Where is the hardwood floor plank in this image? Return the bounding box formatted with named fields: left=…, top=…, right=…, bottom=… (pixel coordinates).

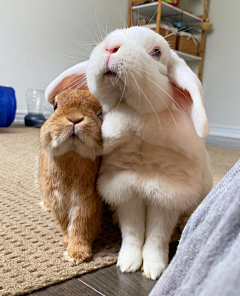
left=29, top=278, right=101, bottom=296
left=29, top=242, right=178, bottom=296
left=78, top=265, right=157, bottom=296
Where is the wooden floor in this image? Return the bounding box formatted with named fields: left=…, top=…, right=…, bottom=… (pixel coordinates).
left=31, top=265, right=156, bottom=296
left=29, top=242, right=178, bottom=296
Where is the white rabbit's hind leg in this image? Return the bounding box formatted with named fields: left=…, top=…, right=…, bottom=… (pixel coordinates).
left=142, top=203, right=179, bottom=280
left=116, top=197, right=145, bottom=273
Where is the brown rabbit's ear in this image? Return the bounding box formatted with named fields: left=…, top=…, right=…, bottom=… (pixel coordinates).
left=168, top=51, right=209, bottom=138
left=45, top=61, right=89, bottom=104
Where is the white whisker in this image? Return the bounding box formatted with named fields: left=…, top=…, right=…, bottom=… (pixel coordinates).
left=55, top=52, right=86, bottom=61
left=49, top=76, right=87, bottom=103
left=62, top=78, right=87, bottom=103
left=71, top=37, right=94, bottom=52
left=70, top=48, right=90, bottom=57
left=89, top=19, right=101, bottom=43
left=94, top=8, right=104, bottom=40
left=116, top=69, right=127, bottom=109
left=171, top=84, right=192, bottom=104
left=72, top=27, right=99, bottom=45
left=137, top=68, right=187, bottom=115
left=130, top=71, right=162, bottom=130
left=105, top=13, right=109, bottom=38
left=147, top=8, right=158, bottom=26
left=141, top=79, right=179, bottom=129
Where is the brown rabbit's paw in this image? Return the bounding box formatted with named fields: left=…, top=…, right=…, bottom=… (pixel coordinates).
left=67, top=242, right=92, bottom=263
left=63, top=233, right=69, bottom=246
left=39, top=201, right=51, bottom=212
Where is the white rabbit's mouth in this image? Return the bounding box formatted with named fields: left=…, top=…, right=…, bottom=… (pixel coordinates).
left=105, top=70, right=117, bottom=78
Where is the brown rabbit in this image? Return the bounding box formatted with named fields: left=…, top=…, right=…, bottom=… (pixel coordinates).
left=39, top=88, right=103, bottom=262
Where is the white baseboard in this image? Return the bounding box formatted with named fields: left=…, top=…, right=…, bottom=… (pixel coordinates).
left=14, top=109, right=51, bottom=125
left=14, top=112, right=240, bottom=149
left=14, top=110, right=27, bottom=125
left=206, top=124, right=240, bottom=149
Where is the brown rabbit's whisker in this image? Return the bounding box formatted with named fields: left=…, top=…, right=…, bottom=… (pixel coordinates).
left=137, top=68, right=187, bottom=115
left=130, top=71, right=162, bottom=131
left=141, top=79, right=179, bottom=129
left=23, top=139, right=40, bottom=155
left=43, top=104, right=53, bottom=113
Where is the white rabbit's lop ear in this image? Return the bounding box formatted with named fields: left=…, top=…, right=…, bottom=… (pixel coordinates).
left=168, top=51, right=209, bottom=138
left=45, top=61, right=89, bottom=104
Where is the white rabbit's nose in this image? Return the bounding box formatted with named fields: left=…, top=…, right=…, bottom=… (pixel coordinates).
left=105, top=45, right=120, bottom=54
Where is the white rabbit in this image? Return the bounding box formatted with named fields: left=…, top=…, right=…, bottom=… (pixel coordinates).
left=46, top=26, right=212, bottom=280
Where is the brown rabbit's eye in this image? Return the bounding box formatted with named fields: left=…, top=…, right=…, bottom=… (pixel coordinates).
left=54, top=103, right=58, bottom=111
left=97, top=112, right=103, bottom=120
left=150, top=47, right=161, bottom=60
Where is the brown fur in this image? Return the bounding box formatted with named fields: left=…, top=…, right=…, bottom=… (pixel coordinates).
left=39, top=88, right=103, bottom=262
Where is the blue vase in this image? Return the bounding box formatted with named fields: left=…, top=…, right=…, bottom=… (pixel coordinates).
left=0, top=86, right=17, bottom=127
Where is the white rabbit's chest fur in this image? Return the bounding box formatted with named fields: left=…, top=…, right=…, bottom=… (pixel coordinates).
left=98, top=103, right=212, bottom=211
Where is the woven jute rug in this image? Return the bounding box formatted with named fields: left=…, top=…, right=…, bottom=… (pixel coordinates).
left=0, top=126, right=239, bottom=296
left=0, top=126, right=121, bottom=296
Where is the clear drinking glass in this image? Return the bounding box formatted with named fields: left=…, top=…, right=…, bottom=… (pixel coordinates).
left=26, top=89, right=45, bottom=115
left=25, top=89, right=46, bottom=127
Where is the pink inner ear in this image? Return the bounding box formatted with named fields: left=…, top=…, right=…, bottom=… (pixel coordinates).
left=48, top=74, right=88, bottom=104
left=170, top=82, right=193, bottom=118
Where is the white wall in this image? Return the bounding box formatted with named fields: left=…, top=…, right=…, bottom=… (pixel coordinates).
left=0, top=0, right=128, bottom=114
left=202, top=0, right=240, bottom=128
left=179, top=0, right=240, bottom=146
left=1, top=0, right=239, bottom=144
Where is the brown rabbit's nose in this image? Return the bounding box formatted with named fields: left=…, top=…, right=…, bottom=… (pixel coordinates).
left=67, top=117, right=84, bottom=125
left=105, top=45, right=120, bottom=54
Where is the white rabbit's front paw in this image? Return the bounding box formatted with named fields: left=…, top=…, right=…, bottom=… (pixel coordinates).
left=117, top=244, right=142, bottom=273
left=142, top=247, right=168, bottom=280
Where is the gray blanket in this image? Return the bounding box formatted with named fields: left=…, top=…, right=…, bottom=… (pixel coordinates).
left=150, top=160, right=240, bottom=296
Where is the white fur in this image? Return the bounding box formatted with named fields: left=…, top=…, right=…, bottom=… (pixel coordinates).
left=142, top=204, right=179, bottom=280
left=38, top=201, right=47, bottom=211
left=116, top=198, right=145, bottom=273
left=67, top=205, right=80, bottom=235
left=48, top=130, right=101, bottom=160
left=63, top=251, right=75, bottom=263
left=45, top=26, right=213, bottom=280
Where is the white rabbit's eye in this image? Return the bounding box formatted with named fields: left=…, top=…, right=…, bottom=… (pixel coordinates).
left=150, top=47, right=161, bottom=60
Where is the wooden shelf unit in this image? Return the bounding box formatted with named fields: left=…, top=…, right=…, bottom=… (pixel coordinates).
left=128, top=0, right=207, bottom=80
